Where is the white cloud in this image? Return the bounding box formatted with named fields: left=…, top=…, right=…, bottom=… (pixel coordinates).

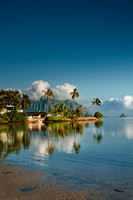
left=24, top=80, right=50, bottom=100
left=123, top=95, right=133, bottom=109
left=22, top=80, right=133, bottom=116
left=53, top=83, right=76, bottom=100
left=98, top=95, right=133, bottom=116
left=23, top=81, right=77, bottom=101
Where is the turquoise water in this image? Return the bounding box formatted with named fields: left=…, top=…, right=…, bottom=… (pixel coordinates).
left=0, top=118, right=133, bottom=192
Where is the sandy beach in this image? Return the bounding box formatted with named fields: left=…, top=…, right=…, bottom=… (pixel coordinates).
left=0, top=165, right=132, bottom=200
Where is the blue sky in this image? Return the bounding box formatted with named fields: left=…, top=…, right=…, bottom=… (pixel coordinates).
left=0, top=0, right=133, bottom=115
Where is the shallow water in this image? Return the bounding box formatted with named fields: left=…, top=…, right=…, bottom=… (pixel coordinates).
left=0, top=118, right=133, bottom=192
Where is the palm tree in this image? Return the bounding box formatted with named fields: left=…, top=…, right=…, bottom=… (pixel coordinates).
left=21, top=94, right=30, bottom=110
left=42, top=89, right=55, bottom=113
left=53, top=104, right=59, bottom=116
left=76, top=105, right=83, bottom=117
left=70, top=88, right=79, bottom=113
left=59, top=104, right=67, bottom=116
left=92, top=98, right=101, bottom=117
left=48, top=108, right=53, bottom=115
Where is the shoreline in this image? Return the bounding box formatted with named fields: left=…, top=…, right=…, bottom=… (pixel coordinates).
left=0, top=164, right=127, bottom=200
left=0, top=117, right=100, bottom=125
left=43, top=117, right=100, bottom=123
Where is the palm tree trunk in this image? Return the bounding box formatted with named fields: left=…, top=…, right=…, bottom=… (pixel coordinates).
left=92, top=105, right=97, bottom=117
left=47, top=97, right=48, bottom=113
left=74, top=99, right=75, bottom=113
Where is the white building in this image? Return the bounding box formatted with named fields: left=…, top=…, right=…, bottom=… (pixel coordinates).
left=0, top=105, right=23, bottom=114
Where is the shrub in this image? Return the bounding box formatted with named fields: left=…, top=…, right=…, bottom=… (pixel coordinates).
left=94, top=112, right=103, bottom=119
left=6, top=110, right=27, bottom=122
left=85, top=113, right=89, bottom=117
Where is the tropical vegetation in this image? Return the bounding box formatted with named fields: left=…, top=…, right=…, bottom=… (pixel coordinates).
left=0, top=89, right=29, bottom=123
left=92, top=98, right=102, bottom=117
left=42, top=89, right=55, bottom=112
left=0, top=110, right=28, bottom=123
left=94, top=111, right=103, bottom=119
left=70, top=88, right=79, bottom=112
left=0, top=89, right=30, bottom=111
left=0, top=87, right=103, bottom=122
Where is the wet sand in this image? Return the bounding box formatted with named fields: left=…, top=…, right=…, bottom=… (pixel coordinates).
left=0, top=165, right=132, bottom=200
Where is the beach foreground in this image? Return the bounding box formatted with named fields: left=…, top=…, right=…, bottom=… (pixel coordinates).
left=0, top=165, right=131, bottom=200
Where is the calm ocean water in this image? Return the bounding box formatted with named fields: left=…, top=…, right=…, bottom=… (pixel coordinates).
left=0, top=118, right=133, bottom=192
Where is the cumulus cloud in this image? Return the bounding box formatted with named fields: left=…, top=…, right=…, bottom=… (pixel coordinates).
left=24, top=80, right=50, bottom=100
left=53, top=83, right=76, bottom=100
left=123, top=95, right=133, bottom=109
left=23, top=81, right=76, bottom=101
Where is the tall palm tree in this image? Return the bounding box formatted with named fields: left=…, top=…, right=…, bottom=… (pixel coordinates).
left=92, top=98, right=101, bottom=117
left=70, top=88, right=79, bottom=112
left=21, top=94, right=30, bottom=110
left=42, top=89, right=55, bottom=112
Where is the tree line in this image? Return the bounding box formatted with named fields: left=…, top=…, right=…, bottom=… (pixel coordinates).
left=0, top=88, right=102, bottom=119
left=42, top=88, right=102, bottom=118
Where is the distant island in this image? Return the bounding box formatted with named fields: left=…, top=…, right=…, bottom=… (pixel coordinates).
left=120, top=113, right=127, bottom=117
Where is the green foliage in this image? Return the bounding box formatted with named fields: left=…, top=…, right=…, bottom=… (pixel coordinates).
left=6, top=110, right=28, bottom=122
left=58, top=104, right=67, bottom=116
left=75, top=105, right=83, bottom=117
left=70, top=88, right=79, bottom=112
left=42, top=89, right=55, bottom=112
left=48, top=108, right=54, bottom=114
left=0, top=124, right=29, bottom=158
left=21, top=94, right=30, bottom=110
left=70, top=88, right=79, bottom=100
left=95, top=120, right=104, bottom=128
left=0, top=89, right=29, bottom=111
left=53, top=104, right=59, bottom=115
left=85, top=113, right=89, bottom=117
left=0, top=110, right=28, bottom=123
left=92, top=98, right=102, bottom=107
left=45, top=116, right=68, bottom=121
left=94, top=112, right=103, bottom=119
left=0, top=114, right=10, bottom=123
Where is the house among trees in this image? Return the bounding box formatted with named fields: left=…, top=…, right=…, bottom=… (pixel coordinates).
left=26, top=112, right=44, bottom=122
left=0, top=105, right=23, bottom=114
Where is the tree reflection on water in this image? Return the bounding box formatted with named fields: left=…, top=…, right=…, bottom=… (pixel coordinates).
left=93, top=121, right=104, bottom=143
left=0, top=121, right=104, bottom=158
left=0, top=124, right=29, bottom=159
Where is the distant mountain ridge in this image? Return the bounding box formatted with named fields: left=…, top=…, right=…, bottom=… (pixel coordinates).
left=26, top=97, right=89, bottom=114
